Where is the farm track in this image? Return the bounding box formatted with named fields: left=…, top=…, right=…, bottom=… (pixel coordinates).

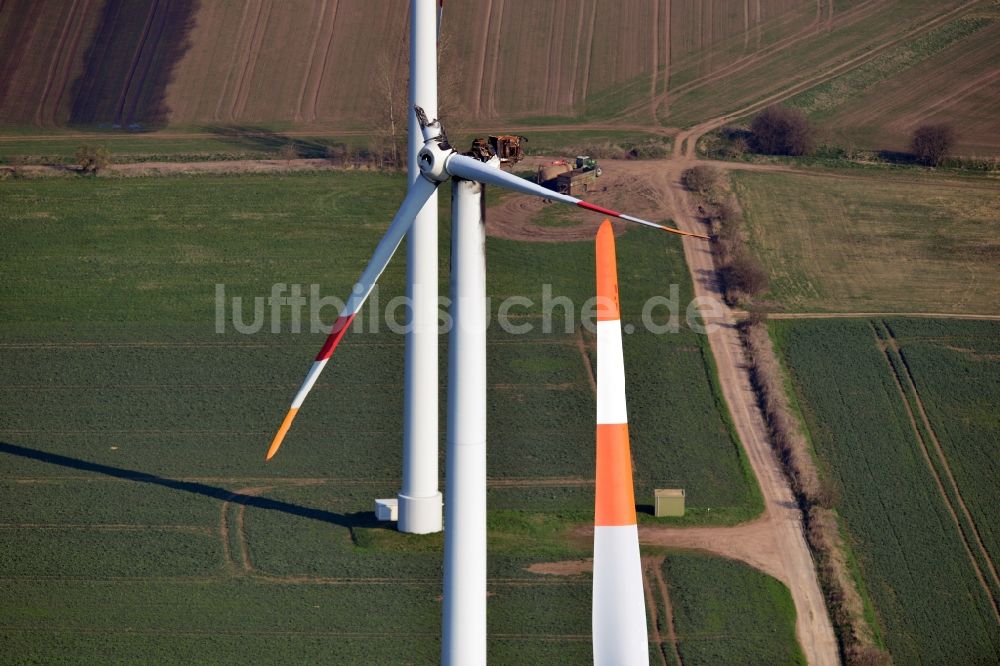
left=627, top=153, right=839, bottom=664
left=643, top=555, right=684, bottom=666
left=874, top=322, right=1000, bottom=621
left=641, top=557, right=669, bottom=666
left=1, top=474, right=594, bottom=489
left=768, top=312, right=1000, bottom=321
left=575, top=326, right=597, bottom=392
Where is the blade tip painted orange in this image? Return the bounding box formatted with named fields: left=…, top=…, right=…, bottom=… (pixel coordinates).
left=265, top=408, right=299, bottom=461
left=595, top=220, right=619, bottom=322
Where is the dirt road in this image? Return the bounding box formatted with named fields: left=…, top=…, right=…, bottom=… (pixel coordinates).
left=653, top=159, right=839, bottom=666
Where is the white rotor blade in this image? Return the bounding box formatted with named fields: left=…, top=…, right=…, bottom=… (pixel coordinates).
left=265, top=175, right=439, bottom=460
left=444, top=153, right=708, bottom=239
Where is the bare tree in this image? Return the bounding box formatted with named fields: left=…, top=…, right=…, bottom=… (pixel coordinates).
left=278, top=142, right=298, bottom=164
left=373, top=45, right=407, bottom=168
left=751, top=105, right=814, bottom=156
left=436, top=30, right=467, bottom=125
left=910, top=123, right=955, bottom=166
left=724, top=250, right=769, bottom=298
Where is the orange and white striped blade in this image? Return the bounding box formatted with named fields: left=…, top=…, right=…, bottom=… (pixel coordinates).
left=593, top=220, right=649, bottom=666
left=265, top=176, right=439, bottom=461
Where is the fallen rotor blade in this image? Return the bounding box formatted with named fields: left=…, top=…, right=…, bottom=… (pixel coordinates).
left=445, top=153, right=709, bottom=240
left=265, top=175, right=439, bottom=461
left=592, top=219, right=649, bottom=666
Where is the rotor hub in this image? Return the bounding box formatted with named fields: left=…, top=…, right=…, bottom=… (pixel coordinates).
left=417, top=138, right=453, bottom=183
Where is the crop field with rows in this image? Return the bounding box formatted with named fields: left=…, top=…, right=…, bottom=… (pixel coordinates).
left=0, top=171, right=783, bottom=661
left=772, top=318, right=1000, bottom=664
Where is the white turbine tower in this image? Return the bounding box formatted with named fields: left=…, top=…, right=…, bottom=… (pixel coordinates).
left=398, top=0, right=443, bottom=535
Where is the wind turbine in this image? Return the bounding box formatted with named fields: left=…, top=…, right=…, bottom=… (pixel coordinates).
left=593, top=220, right=649, bottom=665
left=264, top=106, right=705, bottom=663
left=263, top=1, right=710, bottom=661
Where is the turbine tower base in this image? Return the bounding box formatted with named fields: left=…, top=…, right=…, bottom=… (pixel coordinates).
left=397, top=491, right=444, bottom=533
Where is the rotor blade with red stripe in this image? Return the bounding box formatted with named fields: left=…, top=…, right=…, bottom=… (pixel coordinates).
left=265, top=175, right=439, bottom=461
left=444, top=153, right=708, bottom=239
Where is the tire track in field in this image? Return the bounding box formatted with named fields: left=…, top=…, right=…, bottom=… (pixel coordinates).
left=213, top=0, right=253, bottom=121
left=641, top=557, right=669, bottom=666
left=113, top=0, right=161, bottom=127
left=579, top=0, right=597, bottom=104
left=649, top=0, right=659, bottom=123
left=0, top=523, right=211, bottom=534
left=471, top=0, right=493, bottom=117
left=47, top=0, right=93, bottom=127
left=123, top=0, right=172, bottom=126
left=230, top=0, right=272, bottom=121
left=743, top=0, right=751, bottom=50
left=653, top=557, right=684, bottom=666
left=880, top=323, right=1000, bottom=607
left=872, top=322, right=1000, bottom=624
left=3, top=475, right=591, bottom=489
left=483, top=0, right=505, bottom=117
left=644, top=555, right=683, bottom=666
left=566, top=0, right=586, bottom=110
left=309, top=0, right=340, bottom=123
left=228, top=485, right=272, bottom=575
left=575, top=326, right=596, bottom=393
left=33, top=0, right=82, bottom=127
left=544, top=0, right=566, bottom=115
left=896, top=68, right=1000, bottom=130
left=754, top=0, right=762, bottom=49
left=219, top=498, right=238, bottom=574
left=293, top=0, right=328, bottom=123
left=661, top=0, right=671, bottom=118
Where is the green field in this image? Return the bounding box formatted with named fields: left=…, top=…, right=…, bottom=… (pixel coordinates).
left=0, top=171, right=772, bottom=661
left=662, top=553, right=805, bottom=666
left=772, top=318, right=1000, bottom=663
left=731, top=168, right=1000, bottom=313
